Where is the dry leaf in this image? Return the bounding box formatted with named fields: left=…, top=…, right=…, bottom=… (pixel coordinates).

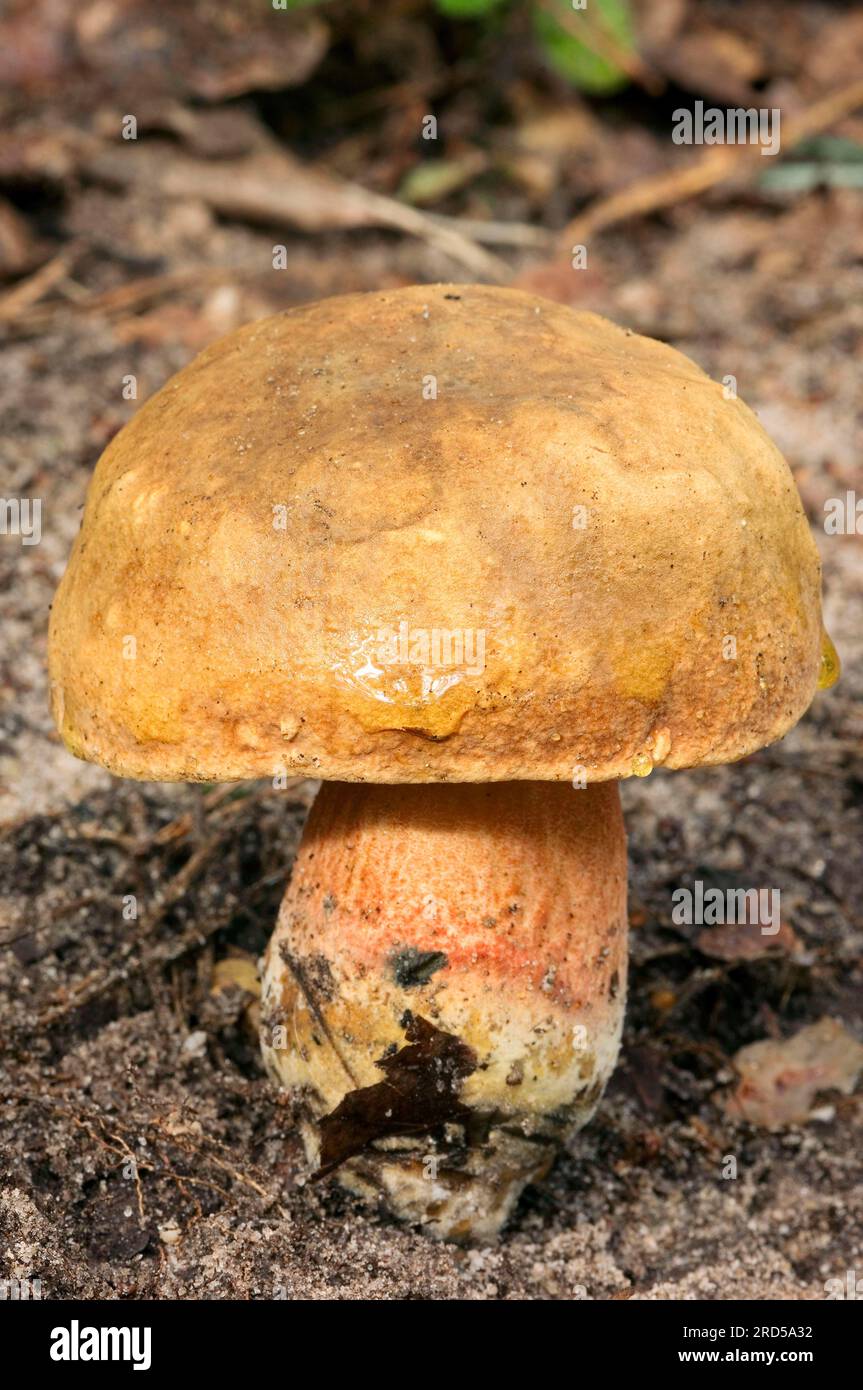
left=725, top=1017, right=863, bottom=1128
left=696, top=917, right=800, bottom=963
left=211, top=956, right=260, bottom=999
left=315, top=1012, right=476, bottom=1179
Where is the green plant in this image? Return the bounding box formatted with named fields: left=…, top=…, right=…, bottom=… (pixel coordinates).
left=432, top=0, right=635, bottom=93
left=532, top=0, right=635, bottom=94
left=275, top=0, right=638, bottom=94
left=435, top=0, right=507, bottom=15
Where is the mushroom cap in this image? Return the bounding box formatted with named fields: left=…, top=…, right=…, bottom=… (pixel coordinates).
left=49, top=284, right=824, bottom=783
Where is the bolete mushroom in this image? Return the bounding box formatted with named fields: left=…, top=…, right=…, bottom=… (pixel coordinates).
left=49, top=285, right=838, bottom=1241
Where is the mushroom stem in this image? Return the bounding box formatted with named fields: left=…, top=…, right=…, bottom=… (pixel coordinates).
left=261, top=781, right=628, bottom=1241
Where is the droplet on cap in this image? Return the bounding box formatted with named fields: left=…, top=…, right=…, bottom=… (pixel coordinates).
left=817, top=632, right=840, bottom=690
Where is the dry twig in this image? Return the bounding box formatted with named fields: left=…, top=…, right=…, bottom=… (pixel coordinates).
left=558, top=78, right=863, bottom=249
left=84, top=146, right=510, bottom=280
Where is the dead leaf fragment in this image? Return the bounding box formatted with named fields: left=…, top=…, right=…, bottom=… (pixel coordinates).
left=211, top=956, right=260, bottom=999
left=76, top=0, right=329, bottom=103
left=0, top=196, right=40, bottom=277
left=696, top=917, right=800, bottom=963
left=314, top=1012, right=477, bottom=1179
left=725, top=1017, right=863, bottom=1129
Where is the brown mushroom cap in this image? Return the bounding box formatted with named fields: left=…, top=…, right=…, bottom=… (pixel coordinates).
left=49, top=284, right=824, bottom=783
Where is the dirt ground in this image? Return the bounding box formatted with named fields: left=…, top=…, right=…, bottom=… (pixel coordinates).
left=1, top=0, right=861, bottom=1299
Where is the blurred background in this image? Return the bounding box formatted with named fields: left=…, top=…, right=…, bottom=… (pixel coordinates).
left=0, top=0, right=861, bottom=1299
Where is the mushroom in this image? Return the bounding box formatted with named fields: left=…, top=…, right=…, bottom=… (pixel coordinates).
left=49, top=285, right=837, bottom=1241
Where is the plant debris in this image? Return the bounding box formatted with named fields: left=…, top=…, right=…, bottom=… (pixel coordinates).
left=315, top=1014, right=477, bottom=1178
left=725, top=1018, right=863, bottom=1129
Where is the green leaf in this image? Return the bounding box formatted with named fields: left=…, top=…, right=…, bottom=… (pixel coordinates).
left=435, top=0, right=507, bottom=17
left=534, top=0, right=635, bottom=95
left=760, top=162, right=863, bottom=192
left=793, top=135, right=863, bottom=164
left=399, top=156, right=484, bottom=206
left=758, top=134, right=863, bottom=193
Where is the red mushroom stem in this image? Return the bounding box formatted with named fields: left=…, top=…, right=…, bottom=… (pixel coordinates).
left=261, top=780, right=628, bottom=1240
